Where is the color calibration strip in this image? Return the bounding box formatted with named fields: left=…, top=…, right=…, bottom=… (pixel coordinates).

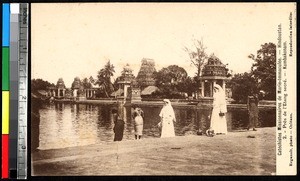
left=2, top=3, right=10, bottom=179
left=10, top=3, right=20, bottom=179
left=17, top=3, right=29, bottom=179
left=2, top=3, right=28, bottom=179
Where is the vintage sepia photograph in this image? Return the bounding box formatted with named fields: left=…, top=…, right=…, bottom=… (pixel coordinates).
left=30, top=3, right=296, bottom=175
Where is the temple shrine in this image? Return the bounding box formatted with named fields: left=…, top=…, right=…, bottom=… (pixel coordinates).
left=46, top=56, right=231, bottom=102
left=199, top=55, right=231, bottom=98
left=47, top=77, right=97, bottom=100
left=112, top=64, right=135, bottom=100
left=47, top=78, right=66, bottom=98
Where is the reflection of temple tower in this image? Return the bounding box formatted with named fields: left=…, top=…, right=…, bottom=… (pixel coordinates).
left=199, top=55, right=231, bottom=97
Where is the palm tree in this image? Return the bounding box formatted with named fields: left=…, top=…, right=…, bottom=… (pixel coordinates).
left=96, top=60, right=115, bottom=97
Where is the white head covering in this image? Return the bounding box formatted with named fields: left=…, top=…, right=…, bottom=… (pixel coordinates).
left=213, top=84, right=227, bottom=113
left=159, top=99, right=176, bottom=120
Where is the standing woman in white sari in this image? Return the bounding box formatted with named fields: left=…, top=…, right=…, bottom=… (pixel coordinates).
left=210, top=84, right=228, bottom=135
left=159, top=99, right=176, bottom=138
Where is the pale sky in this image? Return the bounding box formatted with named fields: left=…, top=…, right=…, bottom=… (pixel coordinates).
left=31, top=3, right=293, bottom=86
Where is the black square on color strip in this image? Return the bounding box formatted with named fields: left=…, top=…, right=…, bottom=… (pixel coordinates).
left=9, top=169, right=17, bottom=179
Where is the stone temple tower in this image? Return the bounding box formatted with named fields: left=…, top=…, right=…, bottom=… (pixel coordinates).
left=136, top=58, right=156, bottom=90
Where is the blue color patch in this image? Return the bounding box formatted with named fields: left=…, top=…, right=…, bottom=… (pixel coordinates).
left=2, top=3, right=10, bottom=46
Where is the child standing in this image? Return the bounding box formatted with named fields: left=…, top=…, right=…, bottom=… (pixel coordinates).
left=132, top=107, right=144, bottom=140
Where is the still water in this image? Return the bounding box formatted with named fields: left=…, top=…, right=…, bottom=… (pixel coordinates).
left=35, top=103, right=275, bottom=150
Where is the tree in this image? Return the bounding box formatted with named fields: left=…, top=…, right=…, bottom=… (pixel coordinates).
left=228, top=42, right=275, bottom=103
left=248, top=42, right=276, bottom=100
left=95, top=60, right=115, bottom=97
left=31, top=78, right=55, bottom=93
left=228, top=73, right=258, bottom=103
left=154, top=65, right=189, bottom=98
left=179, top=76, right=198, bottom=97
left=89, top=76, right=95, bottom=85
left=82, top=77, right=92, bottom=89
left=114, top=64, right=135, bottom=89
left=184, top=39, right=208, bottom=79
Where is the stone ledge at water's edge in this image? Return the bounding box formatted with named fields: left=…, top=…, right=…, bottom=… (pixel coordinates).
left=32, top=127, right=276, bottom=176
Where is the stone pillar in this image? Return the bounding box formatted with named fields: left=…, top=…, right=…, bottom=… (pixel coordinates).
left=52, top=90, right=55, bottom=97
left=118, top=84, right=121, bottom=98
left=212, top=80, right=216, bottom=97
left=73, top=89, right=77, bottom=97
left=222, top=81, right=226, bottom=93
left=124, top=84, right=129, bottom=100
left=63, top=89, right=66, bottom=97
left=201, top=81, right=204, bottom=97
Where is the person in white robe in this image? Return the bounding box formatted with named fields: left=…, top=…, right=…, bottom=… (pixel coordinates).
left=133, top=107, right=144, bottom=140
left=159, top=99, right=176, bottom=138
left=210, top=84, right=228, bottom=135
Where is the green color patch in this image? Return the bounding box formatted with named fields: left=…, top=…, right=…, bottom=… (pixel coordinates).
left=2, top=47, right=9, bottom=90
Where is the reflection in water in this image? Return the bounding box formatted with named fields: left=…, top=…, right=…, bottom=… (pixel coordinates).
left=35, top=103, right=275, bottom=150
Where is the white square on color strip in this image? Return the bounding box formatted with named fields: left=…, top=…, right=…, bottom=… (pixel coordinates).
left=10, top=3, right=20, bottom=14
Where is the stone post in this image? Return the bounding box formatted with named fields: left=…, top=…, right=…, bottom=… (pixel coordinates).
left=222, top=80, right=226, bottom=94
left=201, top=81, right=204, bottom=97
left=73, top=89, right=77, bottom=97
left=211, top=81, right=216, bottom=97
left=124, top=84, right=129, bottom=100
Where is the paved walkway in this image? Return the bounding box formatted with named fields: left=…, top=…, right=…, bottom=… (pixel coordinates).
left=32, top=127, right=275, bottom=176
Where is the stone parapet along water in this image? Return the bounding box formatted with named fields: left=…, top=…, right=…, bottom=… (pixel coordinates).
left=31, top=127, right=276, bottom=176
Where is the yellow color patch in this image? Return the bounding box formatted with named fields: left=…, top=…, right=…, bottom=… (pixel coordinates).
left=2, top=91, right=9, bottom=134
